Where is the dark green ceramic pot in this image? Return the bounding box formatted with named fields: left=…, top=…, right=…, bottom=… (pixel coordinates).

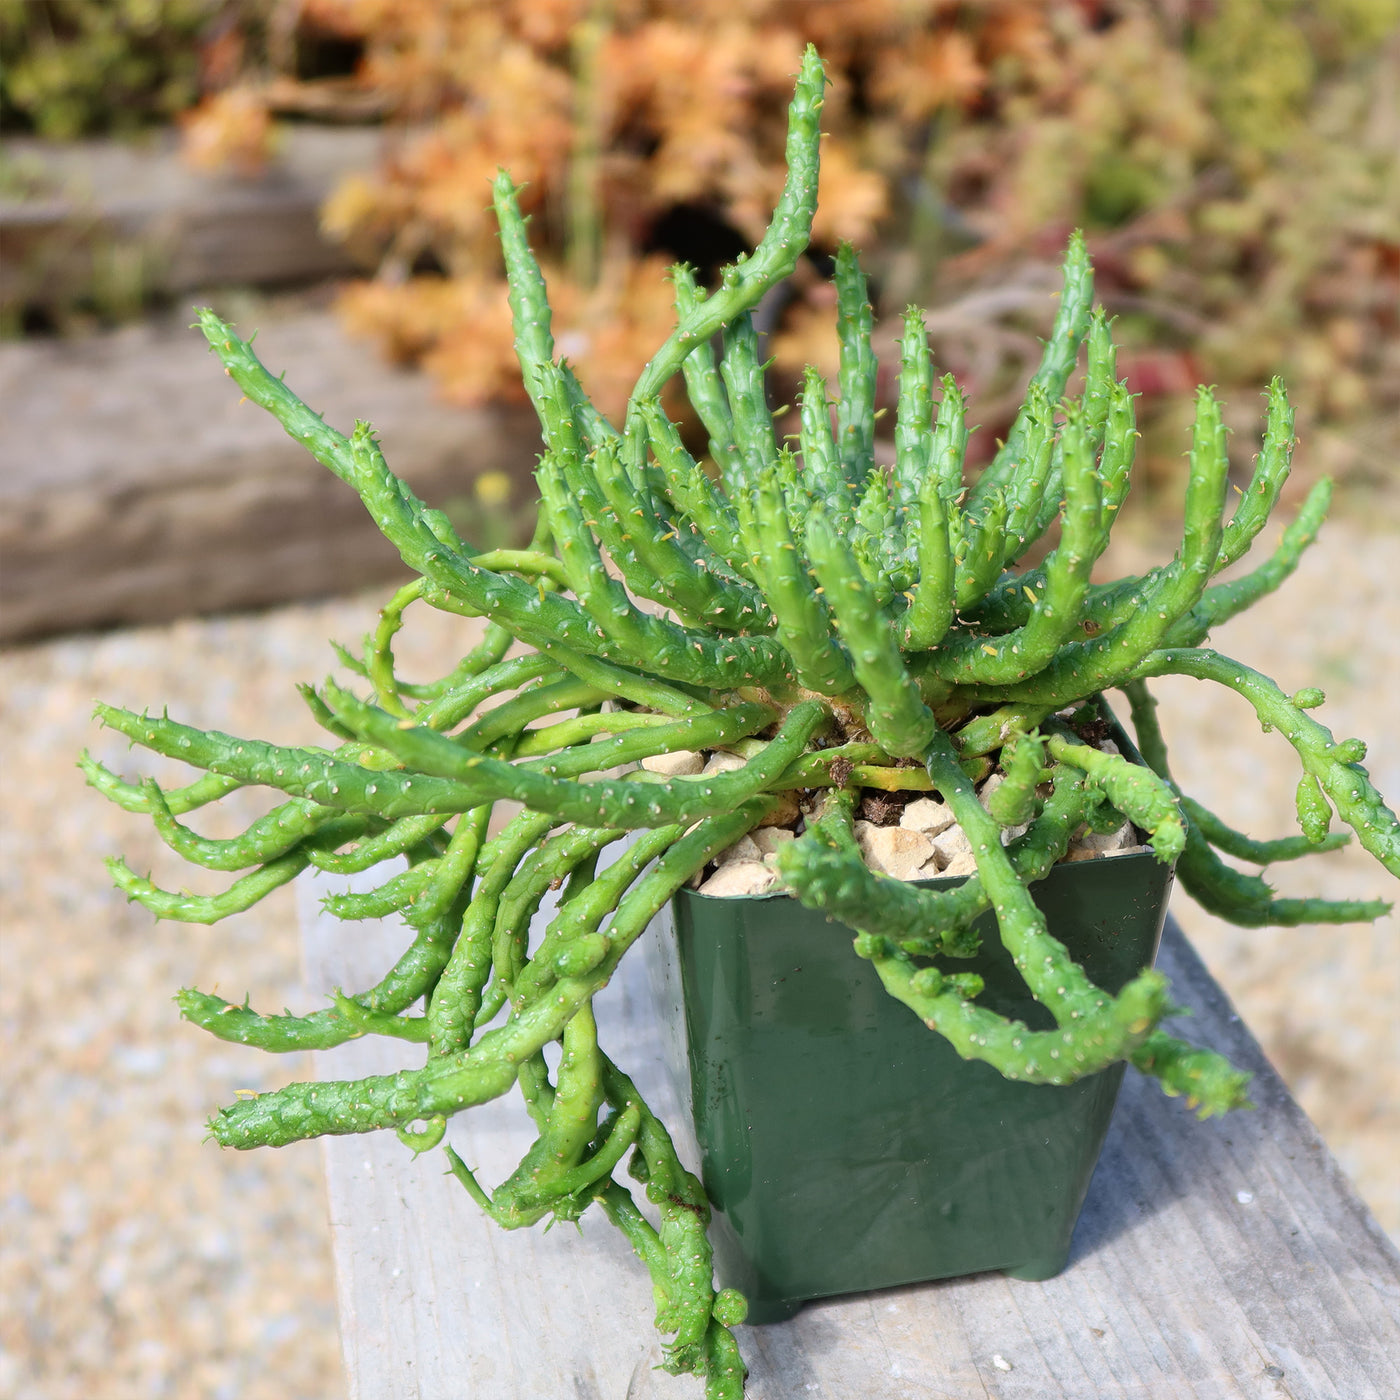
left=646, top=840, right=1173, bottom=1324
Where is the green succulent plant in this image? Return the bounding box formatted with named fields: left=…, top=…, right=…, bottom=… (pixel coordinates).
left=88, top=48, right=1398, bottom=1396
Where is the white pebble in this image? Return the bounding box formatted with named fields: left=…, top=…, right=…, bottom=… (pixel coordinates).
left=701, top=751, right=747, bottom=776
left=931, top=822, right=973, bottom=865
left=640, top=749, right=704, bottom=776
left=697, top=860, right=777, bottom=897
left=1065, top=821, right=1140, bottom=861
left=900, top=796, right=956, bottom=836
left=756, top=790, right=802, bottom=828
left=751, top=827, right=796, bottom=859
left=854, top=821, right=937, bottom=880
left=940, top=850, right=979, bottom=878
left=713, top=834, right=763, bottom=867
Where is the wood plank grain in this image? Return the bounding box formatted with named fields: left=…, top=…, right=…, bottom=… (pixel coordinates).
left=0, top=313, right=539, bottom=641
left=299, top=878, right=1400, bottom=1400
left=0, top=128, right=378, bottom=305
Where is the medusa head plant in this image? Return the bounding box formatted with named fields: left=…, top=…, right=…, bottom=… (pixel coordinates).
left=90, top=48, right=1398, bottom=1396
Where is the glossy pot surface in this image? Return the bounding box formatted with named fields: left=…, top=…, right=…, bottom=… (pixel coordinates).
left=646, top=847, right=1173, bottom=1323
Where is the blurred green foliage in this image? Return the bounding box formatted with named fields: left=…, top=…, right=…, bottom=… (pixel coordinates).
left=1196, top=0, right=1399, bottom=153
left=0, top=0, right=228, bottom=138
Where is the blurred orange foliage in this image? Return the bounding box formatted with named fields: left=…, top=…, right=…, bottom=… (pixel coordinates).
left=180, top=0, right=1399, bottom=495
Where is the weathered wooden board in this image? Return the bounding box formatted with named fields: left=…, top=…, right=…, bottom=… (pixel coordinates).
left=1, top=127, right=380, bottom=308
left=299, top=879, right=1400, bottom=1400
left=0, top=312, right=539, bottom=642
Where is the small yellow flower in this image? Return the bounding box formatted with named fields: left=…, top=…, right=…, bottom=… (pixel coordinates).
left=474, top=471, right=513, bottom=508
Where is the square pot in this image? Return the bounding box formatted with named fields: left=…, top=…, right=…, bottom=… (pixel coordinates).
left=644, top=806, right=1173, bottom=1323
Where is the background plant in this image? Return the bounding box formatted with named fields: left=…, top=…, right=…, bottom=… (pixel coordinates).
left=8, top=1, right=1394, bottom=504
left=91, top=47, right=1398, bottom=1397
left=0, top=0, right=248, bottom=138
left=166, top=0, right=1400, bottom=502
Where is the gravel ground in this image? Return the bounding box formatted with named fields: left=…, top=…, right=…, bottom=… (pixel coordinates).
left=2, top=519, right=1396, bottom=1399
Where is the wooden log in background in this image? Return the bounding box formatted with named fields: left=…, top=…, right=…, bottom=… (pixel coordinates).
left=0, top=127, right=543, bottom=644
left=0, top=309, right=540, bottom=642
left=1, top=127, right=377, bottom=308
